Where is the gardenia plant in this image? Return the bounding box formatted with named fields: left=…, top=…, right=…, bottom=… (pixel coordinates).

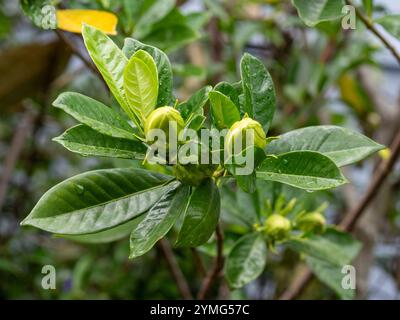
left=21, top=25, right=384, bottom=291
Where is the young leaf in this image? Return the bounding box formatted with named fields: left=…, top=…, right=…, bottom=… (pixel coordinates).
left=82, top=25, right=138, bottom=124
left=129, top=185, right=190, bottom=259
left=225, top=233, right=267, bottom=289
left=292, top=0, right=345, bottom=27
left=57, top=214, right=146, bottom=244
left=53, top=92, right=138, bottom=140
left=265, top=126, right=385, bottom=167
left=257, top=151, right=347, bottom=190
left=375, top=15, right=400, bottom=38
left=132, top=50, right=158, bottom=85
left=56, top=10, right=117, bottom=35
left=123, top=38, right=174, bottom=106
left=176, top=179, right=220, bottom=247
left=54, top=125, right=146, bottom=159
left=123, top=53, right=158, bottom=121
left=21, top=0, right=55, bottom=28
left=21, top=169, right=176, bottom=235
left=240, top=53, right=276, bottom=133
left=178, top=86, right=212, bottom=120
left=209, top=91, right=241, bottom=130
left=288, top=228, right=362, bottom=266
left=214, top=82, right=241, bottom=111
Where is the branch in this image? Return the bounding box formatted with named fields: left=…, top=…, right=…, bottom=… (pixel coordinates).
left=345, top=0, right=400, bottom=65
left=280, top=2, right=400, bottom=299
left=158, top=238, right=193, bottom=300
left=197, top=224, right=224, bottom=299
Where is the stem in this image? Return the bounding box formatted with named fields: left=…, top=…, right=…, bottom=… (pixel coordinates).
left=158, top=238, right=193, bottom=300
left=280, top=2, right=400, bottom=299
left=197, top=224, right=224, bottom=299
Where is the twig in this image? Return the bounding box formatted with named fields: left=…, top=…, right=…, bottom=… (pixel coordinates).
left=280, top=1, right=400, bottom=300
left=55, top=30, right=103, bottom=79
left=197, top=224, right=224, bottom=299
left=345, top=0, right=400, bottom=65
left=191, top=248, right=207, bottom=277
left=0, top=111, right=35, bottom=213
left=158, top=238, right=193, bottom=300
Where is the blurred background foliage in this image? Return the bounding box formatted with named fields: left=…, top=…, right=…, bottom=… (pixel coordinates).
left=0, top=0, right=399, bottom=299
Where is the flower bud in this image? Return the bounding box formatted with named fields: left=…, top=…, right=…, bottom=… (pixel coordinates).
left=296, top=212, right=326, bottom=234
left=144, top=106, right=184, bottom=143
left=225, top=117, right=266, bottom=155
left=264, top=214, right=291, bottom=241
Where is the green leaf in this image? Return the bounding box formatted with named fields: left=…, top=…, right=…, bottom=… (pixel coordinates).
left=133, top=0, right=175, bottom=39
left=214, top=82, right=241, bottom=111
left=288, top=228, right=362, bottom=266
left=306, top=256, right=356, bottom=300
left=124, top=52, right=158, bottom=121
left=376, top=15, right=400, bottom=38
left=265, top=126, right=385, bottom=167
left=82, top=25, right=139, bottom=126
left=185, top=114, right=206, bottom=132
left=225, top=233, right=267, bottom=288
left=236, top=172, right=257, bottom=194
left=53, top=92, right=138, bottom=140
left=142, top=24, right=200, bottom=53
left=292, top=0, right=345, bottom=27
left=176, top=179, right=220, bottom=247
left=129, top=184, right=190, bottom=258
left=54, top=125, right=146, bottom=159
left=57, top=214, right=146, bottom=244
left=21, top=168, right=175, bottom=235
left=123, top=38, right=174, bottom=106
left=132, top=50, right=158, bottom=84
left=209, top=91, right=241, bottom=130
left=21, top=0, right=56, bottom=28
left=178, top=86, right=212, bottom=120
left=240, top=53, right=276, bottom=133
left=257, top=151, right=347, bottom=190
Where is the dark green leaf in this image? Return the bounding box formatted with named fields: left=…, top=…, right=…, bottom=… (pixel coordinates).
left=240, top=53, right=275, bottom=133
left=225, top=233, right=267, bottom=288
left=257, top=151, right=347, bottom=190
left=129, top=184, right=190, bottom=258
left=53, top=92, right=138, bottom=140
left=21, top=168, right=175, bottom=234
left=54, top=125, right=146, bottom=159
left=178, top=86, right=212, bottom=120
left=209, top=91, right=241, bottom=129
left=292, top=0, right=345, bottom=27
left=176, top=179, right=220, bottom=247
left=265, top=126, right=384, bottom=167
left=214, top=81, right=241, bottom=110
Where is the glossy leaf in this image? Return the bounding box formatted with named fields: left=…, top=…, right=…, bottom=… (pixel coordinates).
left=257, top=151, right=347, bottom=190
left=53, top=92, right=138, bottom=140
left=176, top=179, right=220, bottom=247
left=21, top=168, right=176, bottom=234
left=376, top=15, right=400, bottom=38
left=54, top=125, right=146, bottom=159
left=123, top=52, right=158, bottom=121
left=185, top=114, right=206, bottom=132
left=58, top=214, right=146, bottom=244
left=178, top=86, right=212, bottom=120
left=123, top=38, right=174, bottom=106
left=225, top=233, right=267, bottom=288
left=288, top=228, right=362, bottom=266
left=82, top=25, right=138, bottom=125
left=214, top=81, right=241, bottom=111
left=292, top=0, right=345, bottom=27
left=21, top=0, right=55, bottom=28
left=240, top=53, right=276, bottom=133
left=209, top=91, right=241, bottom=130
left=57, top=10, right=117, bottom=35
left=265, top=126, right=385, bottom=167
left=129, top=184, right=190, bottom=258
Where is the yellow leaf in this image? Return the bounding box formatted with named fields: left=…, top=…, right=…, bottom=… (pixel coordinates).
left=56, top=10, right=118, bottom=35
